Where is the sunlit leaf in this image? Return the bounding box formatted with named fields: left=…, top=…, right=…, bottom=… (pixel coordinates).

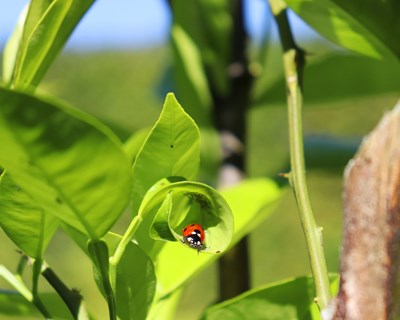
left=2, top=4, right=28, bottom=84
left=171, top=25, right=212, bottom=125
left=104, top=233, right=156, bottom=320
left=0, top=289, right=83, bottom=319
left=285, top=0, right=399, bottom=59
left=123, top=127, right=151, bottom=164
left=0, top=172, right=58, bottom=258
left=11, top=0, right=95, bottom=89
left=171, top=0, right=233, bottom=99
left=252, top=53, right=400, bottom=109
left=201, top=275, right=339, bottom=320
left=147, top=288, right=183, bottom=320
left=131, top=93, right=200, bottom=215
left=0, top=88, right=131, bottom=239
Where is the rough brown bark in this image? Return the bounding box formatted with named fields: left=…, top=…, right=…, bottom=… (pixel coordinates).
left=329, top=103, right=400, bottom=320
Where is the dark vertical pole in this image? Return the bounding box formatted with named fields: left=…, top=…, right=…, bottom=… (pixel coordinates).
left=167, top=0, right=254, bottom=301
left=213, top=0, right=254, bottom=301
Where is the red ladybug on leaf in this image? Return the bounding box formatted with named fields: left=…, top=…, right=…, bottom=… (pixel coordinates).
left=182, top=223, right=206, bottom=253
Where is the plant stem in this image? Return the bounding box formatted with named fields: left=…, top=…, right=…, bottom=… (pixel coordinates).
left=268, top=0, right=332, bottom=310
left=31, top=258, right=51, bottom=319
left=109, top=215, right=143, bottom=289
left=41, top=262, right=90, bottom=320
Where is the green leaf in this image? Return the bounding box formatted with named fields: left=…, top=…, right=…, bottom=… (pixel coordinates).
left=0, top=88, right=131, bottom=239
left=252, top=53, right=400, bottom=108
left=150, top=190, right=175, bottom=242
left=142, top=180, right=234, bottom=254
left=123, top=127, right=152, bottom=164
left=0, top=291, right=38, bottom=317
left=114, top=241, right=156, bottom=320
left=104, top=233, right=156, bottom=320
left=10, top=0, right=95, bottom=89
left=88, top=240, right=116, bottom=320
left=285, top=0, right=399, bottom=59
left=0, top=290, right=75, bottom=319
left=2, top=4, right=28, bottom=84
left=201, top=275, right=339, bottom=320
left=0, top=172, right=58, bottom=258
left=171, top=25, right=212, bottom=125
left=147, top=288, right=183, bottom=320
left=131, top=93, right=200, bottom=215
left=171, top=0, right=233, bottom=98
left=222, top=178, right=286, bottom=243
left=150, top=178, right=283, bottom=298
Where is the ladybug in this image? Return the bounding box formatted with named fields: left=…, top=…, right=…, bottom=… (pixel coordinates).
left=182, top=223, right=206, bottom=252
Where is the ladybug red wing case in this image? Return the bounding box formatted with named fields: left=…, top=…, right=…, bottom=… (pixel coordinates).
left=182, top=223, right=206, bottom=252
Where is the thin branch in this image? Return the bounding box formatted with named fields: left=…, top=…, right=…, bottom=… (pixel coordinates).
left=268, top=0, right=332, bottom=310
left=41, top=262, right=90, bottom=320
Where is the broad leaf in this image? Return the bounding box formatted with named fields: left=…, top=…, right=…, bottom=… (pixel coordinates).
left=222, top=178, right=286, bottom=243
left=0, top=290, right=74, bottom=319
left=10, top=0, right=95, bottom=89
left=147, top=288, right=183, bottom=320
left=0, top=172, right=58, bottom=258
left=171, top=25, right=212, bottom=125
left=171, top=0, right=233, bottom=98
left=123, top=127, right=151, bottom=164
left=252, top=53, right=400, bottom=109
left=0, top=291, right=38, bottom=318
left=88, top=240, right=116, bottom=319
left=285, top=0, right=399, bottom=59
left=104, top=233, right=156, bottom=320
left=201, top=275, right=339, bottom=320
left=114, top=241, right=156, bottom=320
left=131, top=93, right=200, bottom=216
left=0, top=88, right=131, bottom=239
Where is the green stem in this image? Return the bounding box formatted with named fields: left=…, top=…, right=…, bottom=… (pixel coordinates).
left=31, top=258, right=51, bottom=318
left=109, top=215, right=143, bottom=289
left=88, top=240, right=116, bottom=320
left=268, top=0, right=332, bottom=310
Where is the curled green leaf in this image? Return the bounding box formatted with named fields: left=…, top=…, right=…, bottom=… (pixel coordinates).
left=143, top=179, right=234, bottom=254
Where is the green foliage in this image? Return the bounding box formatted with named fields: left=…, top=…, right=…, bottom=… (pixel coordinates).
left=105, top=233, right=156, bottom=320
left=131, top=93, right=201, bottom=216
left=286, top=0, right=399, bottom=60
left=201, top=275, right=340, bottom=320
left=4, top=0, right=95, bottom=89
left=0, top=172, right=58, bottom=258
left=0, top=0, right=398, bottom=319
left=0, top=291, right=74, bottom=319
left=253, top=53, right=400, bottom=109
left=145, top=180, right=234, bottom=254
left=0, top=88, right=131, bottom=239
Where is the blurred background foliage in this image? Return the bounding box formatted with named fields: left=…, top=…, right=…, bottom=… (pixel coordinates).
left=0, top=0, right=399, bottom=315
left=0, top=33, right=398, bottom=317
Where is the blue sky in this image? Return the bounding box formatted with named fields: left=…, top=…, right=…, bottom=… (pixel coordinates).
left=0, top=0, right=320, bottom=51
